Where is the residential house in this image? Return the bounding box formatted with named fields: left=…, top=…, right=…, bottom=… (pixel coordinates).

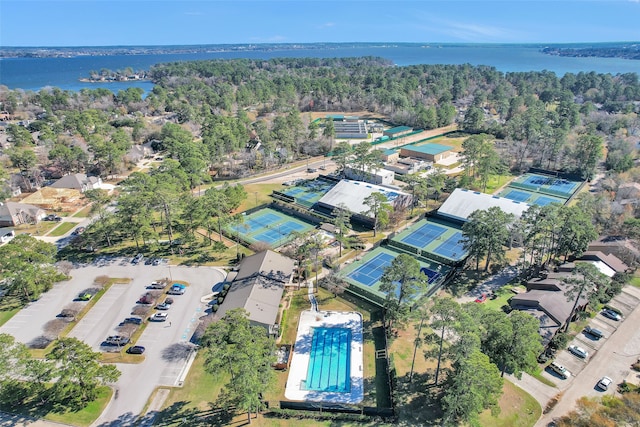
left=0, top=202, right=46, bottom=227
left=50, top=173, right=102, bottom=193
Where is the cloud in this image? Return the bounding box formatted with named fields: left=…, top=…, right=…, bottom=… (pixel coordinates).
left=184, top=11, right=203, bottom=16
left=316, top=22, right=336, bottom=29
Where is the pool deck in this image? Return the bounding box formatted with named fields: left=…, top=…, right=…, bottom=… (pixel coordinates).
left=285, top=310, right=364, bottom=404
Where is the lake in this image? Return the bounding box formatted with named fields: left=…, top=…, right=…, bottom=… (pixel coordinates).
left=2, top=44, right=640, bottom=93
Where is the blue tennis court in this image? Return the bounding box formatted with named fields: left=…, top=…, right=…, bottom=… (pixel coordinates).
left=534, top=196, right=562, bottom=206
left=401, top=223, right=447, bottom=249
left=432, top=232, right=467, bottom=260
left=420, top=267, right=441, bottom=284
left=347, top=252, right=395, bottom=287
left=283, top=187, right=305, bottom=196
left=503, top=189, right=531, bottom=203
left=250, top=220, right=308, bottom=245
left=518, top=174, right=580, bottom=197
left=304, top=327, right=351, bottom=393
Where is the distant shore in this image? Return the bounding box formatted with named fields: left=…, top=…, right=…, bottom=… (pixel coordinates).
left=78, top=77, right=151, bottom=83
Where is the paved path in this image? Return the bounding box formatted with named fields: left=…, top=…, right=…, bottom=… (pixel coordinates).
left=456, top=266, right=519, bottom=304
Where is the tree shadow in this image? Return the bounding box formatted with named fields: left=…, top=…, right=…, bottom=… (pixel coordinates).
left=394, top=372, right=444, bottom=426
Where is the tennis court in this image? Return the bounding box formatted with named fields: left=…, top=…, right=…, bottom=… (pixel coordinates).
left=340, top=246, right=451, bottom=302
left=228, top=207, right=315, bottom=248
left=509, top=173, right=581, bottom=198
left=432, top=232, right=467, bottom=260
left=499, top=187, right=566, bottom=206
left=502, top=189, right=531, bottom=203
left=280, top=177, right=337, bottom=208
left=399, top=222, right=447, bottom=248
left=346, top=252, right=395, bottom=287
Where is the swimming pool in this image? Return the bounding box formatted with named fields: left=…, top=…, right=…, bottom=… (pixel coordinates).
left=303, top=327, right=351, bottom=393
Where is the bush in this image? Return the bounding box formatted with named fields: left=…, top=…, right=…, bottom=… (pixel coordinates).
left=549, top=332, right=570, bottom=351
left=93, top=275, right=111, bottom=287
left=27, top=335, right=53, bottom=349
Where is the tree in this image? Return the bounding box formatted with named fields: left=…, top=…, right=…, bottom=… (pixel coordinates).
left=571, top=133, right=604, bottom=180
left=555, top=205, right=597, bottom=261
left=46, top=338, right=120, bottom=408
left=330, top=141, right=352, bottom=176
left=562, top=263, right=610, bottom=331
left=361, top=192, right=391, bottom=237
left=462, top=207, right=514, bottom=271
left=379, top=254, right=427, bottom=333
left=332, top=203, right=351, bottom=257
left=319, top=273, right=350, bottom=298
left=8, top=148, right=37, bottom=173
left=7, top=124, right=34, bottom=147
left=424, top=297, right=461, bottom=386
left=441, top=349, right=504, bottom=426
left=473, top=307, right=542, bottom=378
left=0, top=235, right=65, bottom=302
left=201, top=309, right=276, bottom=423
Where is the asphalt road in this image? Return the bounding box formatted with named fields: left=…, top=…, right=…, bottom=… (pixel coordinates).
left=1, top=258, right=226, bottom=426
left=533, top=285, right=640, bottom=426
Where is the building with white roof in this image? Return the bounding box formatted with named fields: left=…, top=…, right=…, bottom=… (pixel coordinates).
left=437, top=188, right=531, bottom=223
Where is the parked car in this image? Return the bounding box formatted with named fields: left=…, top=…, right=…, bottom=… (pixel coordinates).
left=156, top=302, right=171, bottom=310
left=150, top=312, right=168, bottom=322
left=569, top=345, right=588, bottom=359
left=474, top=293, right=487, bottom=303
left=105, top=335, right=130, bottom=346
left=127, top=345, right=145, bottom=355
left=132, top=253, right=144, bottom=264
left=77, top=292, right=93, bottom=301
left=601, top=309, right=622, bottom=321
left=148, top=281, right=165, bottom=289
left=152, top=258, right=162, bottom=266
left=123, top=317, right=142, bottom=325
left=44, top=214, right=62, bottom=222
left=597, top=376, right=613, bottom=390
left=548, top=362, right=571, bottom=379
left=584, top=326, right=605, bottom=340
left=167, top=284, right=186, bottom=295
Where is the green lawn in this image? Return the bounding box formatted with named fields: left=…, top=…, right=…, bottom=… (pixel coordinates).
left=0, top=386, right=112, bottom=427
left=630, top=276, right=640, bottom=288
left=479, top=379, right=541, bottom=427
left=49, top=222, right=76, bottom=237
left=482, top=285, right=523, bottom=312
left=44, top=387, right=112, bottom=427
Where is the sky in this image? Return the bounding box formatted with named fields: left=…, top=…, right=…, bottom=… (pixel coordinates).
left=1, top=0, right=639, bottom=47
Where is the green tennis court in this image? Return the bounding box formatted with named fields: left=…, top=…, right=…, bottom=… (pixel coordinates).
left=228, top=207, right=315, bottom=248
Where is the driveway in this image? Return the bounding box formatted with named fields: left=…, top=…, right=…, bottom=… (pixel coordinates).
left=532, top=286, right=640, bottom=426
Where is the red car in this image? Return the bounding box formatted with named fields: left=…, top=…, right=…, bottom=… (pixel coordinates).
left=475, top=293, right=487, bottom=303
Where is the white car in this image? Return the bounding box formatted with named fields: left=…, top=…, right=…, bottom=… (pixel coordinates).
left=548, top=362, right=571, bottom=379
left=569, top=345, right=588, bottom=359
left=150, top=312, right=168, bottom=322
left=597, top=376, right=613, bottom=390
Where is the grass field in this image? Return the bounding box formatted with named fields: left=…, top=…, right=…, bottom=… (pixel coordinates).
left=478, top=380, right=541, bottom=427
left=0, top=386, right=112, bottom=427
left=49, top=222, right=76, bottom=237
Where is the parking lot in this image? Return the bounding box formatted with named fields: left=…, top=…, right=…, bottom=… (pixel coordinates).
left=541, top=287, right=640, bottom=386
left=534, top=285, right=640, bottom=427
left=0, top=257, right=226, bottom=425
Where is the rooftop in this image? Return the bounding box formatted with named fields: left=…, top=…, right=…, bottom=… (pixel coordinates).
left=402, top=143, right=453, bottom=155
left=437, top=188, right=530, bottom=222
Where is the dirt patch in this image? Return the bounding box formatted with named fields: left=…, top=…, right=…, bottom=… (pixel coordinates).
left=21, top=187, right=89, bottom=212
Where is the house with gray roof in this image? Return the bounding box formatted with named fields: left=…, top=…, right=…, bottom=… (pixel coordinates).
left=50, top=173, right=102, bottom=193
left=0, top=202, right=46, bottom=227
left=215, top=250, right=295, bottom=333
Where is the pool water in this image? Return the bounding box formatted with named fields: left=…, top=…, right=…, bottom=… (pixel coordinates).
left=304, top=327, right=351, bottom=393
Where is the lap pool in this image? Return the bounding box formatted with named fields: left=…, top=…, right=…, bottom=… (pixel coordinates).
left=303, top=327, right=351, bottom=393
